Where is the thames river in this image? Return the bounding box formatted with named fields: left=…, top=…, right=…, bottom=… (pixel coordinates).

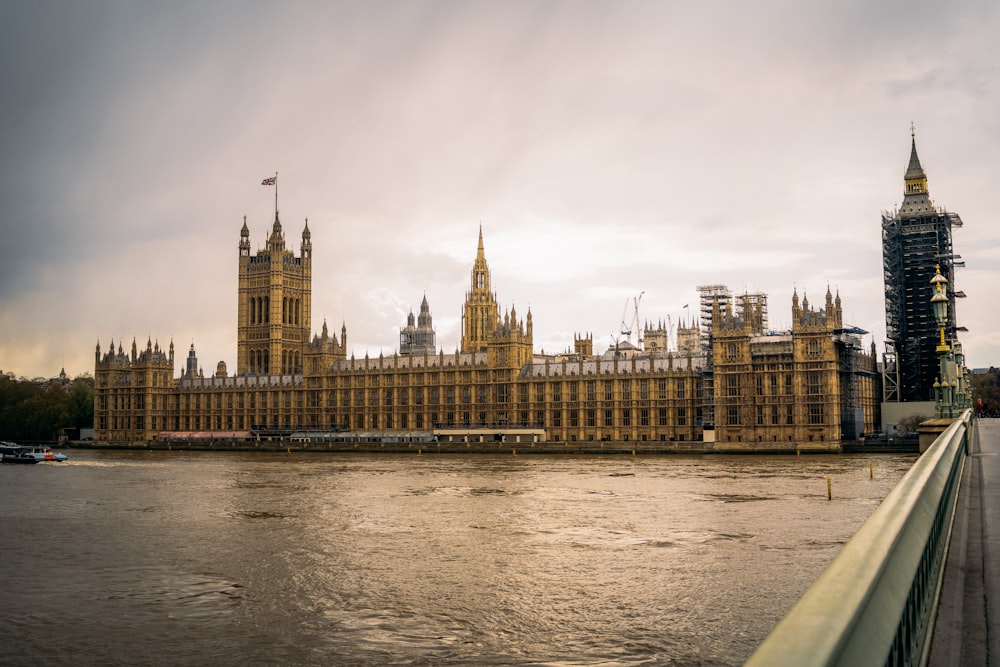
left=0, top=450, right=914, bottom=666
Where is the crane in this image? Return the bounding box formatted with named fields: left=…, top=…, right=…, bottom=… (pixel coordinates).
left=620, top=292, right=644, bottom=346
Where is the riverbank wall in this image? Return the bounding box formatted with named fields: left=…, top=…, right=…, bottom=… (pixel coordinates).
left=68, top=439, right=866, bottom=455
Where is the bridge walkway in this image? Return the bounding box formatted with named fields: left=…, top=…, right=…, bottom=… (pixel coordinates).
left=931, top=417, right=1000, bottom=665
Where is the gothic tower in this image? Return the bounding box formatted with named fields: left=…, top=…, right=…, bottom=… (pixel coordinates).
left=400, top=294, right=437, bottom=355
left=237, top=212, right=313, bottom=375
left=460, top=227, right=500, bottom=353
left=882, top=129, right=962, bottom=401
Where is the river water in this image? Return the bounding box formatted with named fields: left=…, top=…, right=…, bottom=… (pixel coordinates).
left=0, top=450, right=914, bottom=666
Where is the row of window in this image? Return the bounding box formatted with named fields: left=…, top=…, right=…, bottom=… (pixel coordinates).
left=726, top=372, right=825, bottom=397
left=726, top=403, right=825, bottom=426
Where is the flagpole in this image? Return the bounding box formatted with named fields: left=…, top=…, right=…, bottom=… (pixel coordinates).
left=274, top=172, right=278, bottom=219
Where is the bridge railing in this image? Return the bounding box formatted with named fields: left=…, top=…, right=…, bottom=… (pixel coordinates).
left=745, top=409, right=972, bottom=667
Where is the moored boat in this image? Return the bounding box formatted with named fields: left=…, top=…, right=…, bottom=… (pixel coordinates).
left=0, top=443, right=40, bottom=464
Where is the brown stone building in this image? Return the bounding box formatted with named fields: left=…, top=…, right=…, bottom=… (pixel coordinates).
left=94, top=213, right=878, bottom=450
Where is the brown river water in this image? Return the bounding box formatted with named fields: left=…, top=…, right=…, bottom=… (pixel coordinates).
left=0, top=450, right=914, bottom=666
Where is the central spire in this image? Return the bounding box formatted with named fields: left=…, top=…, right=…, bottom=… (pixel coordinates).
left=461, top=226, right=499, bottom=353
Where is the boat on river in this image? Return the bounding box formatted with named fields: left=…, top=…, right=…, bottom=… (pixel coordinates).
left=0, top=443, right=40, bottom=464
left=24, top=446, right=68, bottom=462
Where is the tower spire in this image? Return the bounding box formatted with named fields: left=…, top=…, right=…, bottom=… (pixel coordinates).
left=900, top=125, right=931, bottom=214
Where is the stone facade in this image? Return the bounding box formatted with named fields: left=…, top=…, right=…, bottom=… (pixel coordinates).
left=712, top=288, right=879, bottom=449
left=94, top=214, right=878, bottom=450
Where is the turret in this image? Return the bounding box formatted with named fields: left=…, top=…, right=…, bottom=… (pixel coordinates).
left=267, top=212, right=285, bottom=253
left=301, top=218, right=311, bottom=260
left=240, top=216, right=251, bottom=257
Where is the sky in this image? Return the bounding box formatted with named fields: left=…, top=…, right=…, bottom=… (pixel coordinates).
left=1, top=1, right=998, bottom=380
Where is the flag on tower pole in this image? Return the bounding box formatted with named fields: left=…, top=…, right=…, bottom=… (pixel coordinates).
left=261, top=173, right=278, bottom=217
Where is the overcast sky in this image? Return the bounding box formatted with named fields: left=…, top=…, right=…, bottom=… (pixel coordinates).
left=1, top=1, right=998, bottom=379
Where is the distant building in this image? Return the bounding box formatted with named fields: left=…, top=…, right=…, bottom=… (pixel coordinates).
left=882, top=130, right=964, bottom=402
left=400, top=296, right=437, bottom=356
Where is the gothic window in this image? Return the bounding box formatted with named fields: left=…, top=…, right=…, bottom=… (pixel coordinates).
left=727, top=406, right=740, bottom=426
left=809, top=404, right=824, bottom=424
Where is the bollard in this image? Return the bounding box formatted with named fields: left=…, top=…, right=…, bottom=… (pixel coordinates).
left=827, top=476, right=832, bottom=500
left=513, top=449, right=516, bottom=456
left=632, top=450, right=636, bottom=456
left=869, top=461, right=874, bottom=480
left=418, top=449, right=421, bottom=455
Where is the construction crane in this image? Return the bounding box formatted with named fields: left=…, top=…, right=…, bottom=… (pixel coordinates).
left=620, top=292, right=644, bottom=346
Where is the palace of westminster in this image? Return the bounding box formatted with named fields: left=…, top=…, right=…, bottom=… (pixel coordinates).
left=94, top=136, right=963, bottom=450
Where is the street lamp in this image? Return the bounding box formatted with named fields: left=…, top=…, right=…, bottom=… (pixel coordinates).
left=929, top=265, right=953, bottom=417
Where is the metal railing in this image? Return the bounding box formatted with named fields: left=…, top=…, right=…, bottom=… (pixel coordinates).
left=745, top=409, right=972, bottom=667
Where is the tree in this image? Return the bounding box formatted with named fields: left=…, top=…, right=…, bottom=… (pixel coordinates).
left=897, top=414, right=929, bottom=435
left=0, top=374, right=94, bottom=441
left=970, top=369, right=1000, bottom=417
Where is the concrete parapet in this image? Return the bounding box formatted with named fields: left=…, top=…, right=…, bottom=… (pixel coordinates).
left=919, top=417, right=960, bottom=453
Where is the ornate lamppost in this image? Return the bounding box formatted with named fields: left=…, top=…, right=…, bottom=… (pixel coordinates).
left=930, top=265, right=954, bottom=418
